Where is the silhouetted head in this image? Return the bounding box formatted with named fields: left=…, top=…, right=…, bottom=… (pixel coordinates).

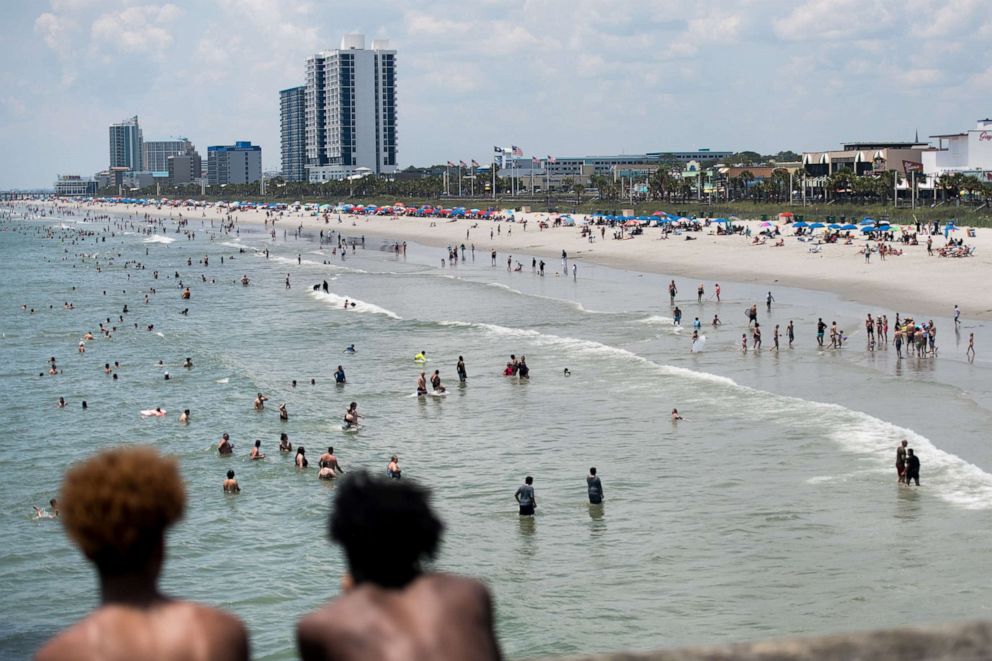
left=330, top=471, right=443, bottom=589
left=60, top=447, right=184, bottom=577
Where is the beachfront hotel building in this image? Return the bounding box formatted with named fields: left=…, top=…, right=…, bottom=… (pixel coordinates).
left=109, top=116, right=143, bottom=170
left=207, top=141, right=262, bottom=185
left=303, top=34, right=397, bottom=182
left=280, top=86, right=307, bottom=182
left=54, top=175, right=98, bottom=196
left=143, top=138, right=194, bottom=173
left=167, top=150, right=202, bottom=185
left=924, top=118, right=992, bottom=182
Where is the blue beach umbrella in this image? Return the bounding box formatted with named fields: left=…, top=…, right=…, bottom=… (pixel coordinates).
left=829, top=223, right=841, bottom=230
left=793, top=221, right=808, bottom=228
left=808, top=222, right=825, bottom=229
left=840, top=224, right=858, bottom=230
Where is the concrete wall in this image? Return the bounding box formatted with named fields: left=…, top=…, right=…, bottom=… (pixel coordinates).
left=528, top=620, right=992, bottom=661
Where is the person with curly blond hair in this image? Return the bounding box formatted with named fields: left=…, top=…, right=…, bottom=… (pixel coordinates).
left=37, top=446, right=249, bottom=661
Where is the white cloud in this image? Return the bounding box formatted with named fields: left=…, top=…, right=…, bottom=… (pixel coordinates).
left=773, top=0, right=896, bottom=40
left=90, top=4, right=183, bottom=60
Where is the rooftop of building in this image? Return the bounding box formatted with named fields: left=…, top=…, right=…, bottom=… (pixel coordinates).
left=208, top=141, right=261, bottom=152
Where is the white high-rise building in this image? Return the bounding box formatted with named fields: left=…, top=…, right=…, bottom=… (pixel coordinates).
left=304, top=35, right=397, bottom=181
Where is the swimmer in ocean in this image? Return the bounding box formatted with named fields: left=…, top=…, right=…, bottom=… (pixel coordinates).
left=563, top=368, right=571, bottom=377
left=343, top=402, right=361, bottom=428
left=387, top=455, right=401, bottom=479
left=414, top=350, right=427, bottom=362
left=57, top=397, right=66, bottom=408
left=334, top=365, right=347, bottom=384
left=318, top=447, right=344, bottom=480
left=671, top=408, right=683, bottom=421
left=253, top=392, right=268, bottom=410
left=279, top=433, right=292, bottom=452
left=33, top=499, right=60, bottom=519
left=457, top=356, right=467, bottom=382
left=344, top=344, right=356, bottom=353
left=417, top=372, right=428, bottom=396
left=278, top=403, right=288, bottom=421
left=179, top=409, right=189, bottom=424
left=430, top=370, right=446, bottom=393
left=250, top=440, right=265, bottom=460
left=223, top=470, right=240, bottom=493
left=218, top=433, right=233, bottom=455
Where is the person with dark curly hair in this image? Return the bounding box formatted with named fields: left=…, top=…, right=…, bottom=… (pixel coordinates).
left=37, top=446, right=249, bottom=661
left=296, top=471, right=501, bottom=661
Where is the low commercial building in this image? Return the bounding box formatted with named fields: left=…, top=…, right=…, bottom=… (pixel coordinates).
left=803, top=141, right=931, bottom=176
left=924, top=118, right=992, bottom=182
left=207, top=141, right=262, bottom=185
left=54, top=175, right=97, bottom=196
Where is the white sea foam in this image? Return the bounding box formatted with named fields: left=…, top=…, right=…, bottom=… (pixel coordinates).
left=143, top=235, right=175, bottom=244
left=440, top=319, right=992, bottom=509
left=309, top=290, right=401, bottom=319
left=220, top=241, right=246, bottom=249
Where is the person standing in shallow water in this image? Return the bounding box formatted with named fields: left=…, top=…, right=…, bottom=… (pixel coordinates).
left=37, top=446, right=249, bottom=661
left=587, top=468, right=604, bottom=505
left=296, top=472, right=501, bottom=661
left=904, top=449, right=921, bottom=486
left=515, top=476, right=536, bottom=516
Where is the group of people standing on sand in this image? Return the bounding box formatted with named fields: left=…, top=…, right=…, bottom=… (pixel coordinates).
left=665, top=279, right=976, bottom=361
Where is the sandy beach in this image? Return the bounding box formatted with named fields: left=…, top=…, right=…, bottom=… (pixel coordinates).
left=45, top=201, right=992, bottom=319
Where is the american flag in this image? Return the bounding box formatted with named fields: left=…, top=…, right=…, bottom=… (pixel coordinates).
left=447, top=161, right=455, bottom=167
left=512, top=145, right=523, bottom=156
left=471, top=159, right=479, bottom=167
left=531, top=156, right=539, bottom=165
left=459, top=160, right=467, bottom=167
left=547, top=155, right=557, bottom=163
left=494, top=146, right=502, bottom=153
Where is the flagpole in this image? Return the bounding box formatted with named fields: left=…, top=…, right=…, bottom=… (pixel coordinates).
left=459, top=164, right=462, bottom=197
left=492, top=152, right=496, bottom=201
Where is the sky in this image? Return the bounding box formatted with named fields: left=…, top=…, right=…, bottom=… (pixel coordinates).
left=1, top=0, right=991, bottom=189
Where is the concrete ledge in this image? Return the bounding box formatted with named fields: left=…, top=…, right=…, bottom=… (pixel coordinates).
left=529, top=620, right=992, bottom=661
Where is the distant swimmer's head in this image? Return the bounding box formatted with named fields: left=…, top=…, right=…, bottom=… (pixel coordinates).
left=330, top=471, right=443, bottom=589
left=563, top=368, right=571, bottom=376
left=227, top=469, right=235, bottom=479
left=60, top=446, right=185, bottom=576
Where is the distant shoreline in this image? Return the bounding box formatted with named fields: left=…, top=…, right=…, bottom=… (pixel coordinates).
left=22, top=200, right=992, bottom=320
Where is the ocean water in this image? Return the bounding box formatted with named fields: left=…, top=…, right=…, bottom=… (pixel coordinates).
left=2, top=208, right=992, bottom=660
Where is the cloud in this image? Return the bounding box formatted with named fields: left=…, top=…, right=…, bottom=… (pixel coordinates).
left=773, top=0, right=896, bottom=40
left=89, top=4, right=183, bottom=60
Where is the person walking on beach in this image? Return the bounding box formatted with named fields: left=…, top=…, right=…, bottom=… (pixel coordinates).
left=295, top=472, right=501, bottom=661
left=673, top=306, right=682, bottom=325
left=515, top=476, right=536, bottom=516
left=787, top=320, right=795, bottom=348
left=37, top=447, right=249, bottom=661
left=668, top=280, right=677, bottom=305
left=587, top=468, right=604, bottom=505
left=766, top=291, right=774, bottom=310
left=697, top=283, right=704, bottom=303
left=905, top=449, right=920, bottom=486
left=954, top=305, right=961, bottom=328
left=752, top=323, right=762, bottom=351
left=741, top=333, right=748, bottom=352
left=457, top=356, right=467, bottom=382
left=715, top=283, right=721, bottom=302
left=773, top=324, right=780, bottom=351
left=967, top=332, right=975, bottom=362
left=816, top=318, right=826, bottom=347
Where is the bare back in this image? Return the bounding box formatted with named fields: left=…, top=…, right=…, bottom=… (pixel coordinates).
left=297, top=574, right=500, bottom=661
left=37, top=601, right=248, bottom=661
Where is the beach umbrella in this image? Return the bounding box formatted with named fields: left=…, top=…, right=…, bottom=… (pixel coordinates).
left=760, top=221, right=774, bottom=228
left=829, top=223, right=842, bottom=230
left=859, top=218, right=876, bottom=225
left=808, top=222, right=825, bottom=229
left=840, top=224, right=858, bottom=230
left=712, top=218, right=731, bottom=224
left=792, top=221, right=808, bottom=228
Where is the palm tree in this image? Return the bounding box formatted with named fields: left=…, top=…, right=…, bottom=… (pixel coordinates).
left=572, top=183, right=585, bottom=205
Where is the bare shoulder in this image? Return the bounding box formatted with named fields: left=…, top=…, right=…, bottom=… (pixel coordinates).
left=36, top=624, right=87, bottom=661
left=178, top=602, right=250, bottom=657
left=420, top=574, right=493, bottom=607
